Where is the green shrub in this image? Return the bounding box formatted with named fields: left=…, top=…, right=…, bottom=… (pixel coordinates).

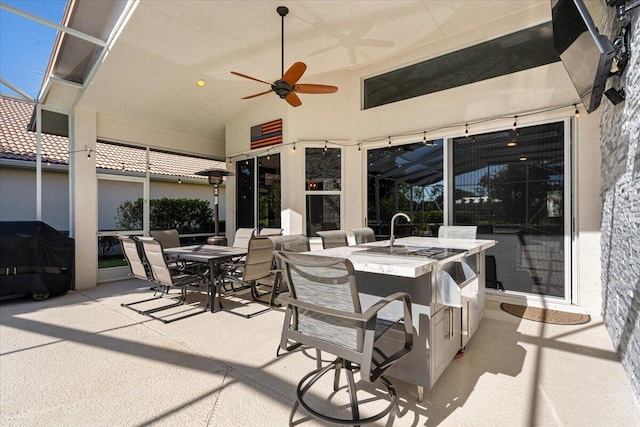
left=413, top=210, right=443, bottom=224
left=116, top=198, right=215, bottom=233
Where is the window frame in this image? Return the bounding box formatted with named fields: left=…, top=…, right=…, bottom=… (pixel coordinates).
left=363, top=115, right=574, bottom=306
left=234, top=150, right=282, bottom=231
left=303, top=145, right=344, bottom=236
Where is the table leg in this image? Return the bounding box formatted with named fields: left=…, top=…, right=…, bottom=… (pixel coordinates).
left=208, top=260, right=216, bottom=313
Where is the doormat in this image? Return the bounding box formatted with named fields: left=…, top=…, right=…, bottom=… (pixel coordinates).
left=500, top=303, right=591, bottom=325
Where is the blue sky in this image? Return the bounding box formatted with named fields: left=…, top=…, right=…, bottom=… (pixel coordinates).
left=0, top=0, right=67, bottom=100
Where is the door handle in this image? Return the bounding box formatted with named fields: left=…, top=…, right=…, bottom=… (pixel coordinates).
left=447, top=307, right=455, bottom=340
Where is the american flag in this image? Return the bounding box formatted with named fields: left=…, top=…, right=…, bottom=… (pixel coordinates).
left=250, top=119, right=282, bottom=149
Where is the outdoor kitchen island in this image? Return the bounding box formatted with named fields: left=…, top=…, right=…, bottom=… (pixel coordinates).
left=308, top=236, right=496, bottom=400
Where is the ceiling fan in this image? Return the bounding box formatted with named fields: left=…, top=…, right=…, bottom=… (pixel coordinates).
left=231, top=6, right=338, bottom=107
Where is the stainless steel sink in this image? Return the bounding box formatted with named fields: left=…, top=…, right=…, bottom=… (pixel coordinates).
left=354, top=245, right=467, bottom=260
left=359, top=245, right=411, bottom=254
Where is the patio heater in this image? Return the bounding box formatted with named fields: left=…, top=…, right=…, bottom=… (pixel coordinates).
left=195, top=168, right=234, bottom=246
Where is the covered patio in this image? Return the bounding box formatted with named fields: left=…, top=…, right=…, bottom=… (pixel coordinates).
left=1, top=0, right=639, bottom=424
left=2, top=281, right=638, bottom=426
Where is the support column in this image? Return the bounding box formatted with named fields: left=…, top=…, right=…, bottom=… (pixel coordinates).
left=35, top=103, right=42, bottom=220
left=280, top=143, right=303, bottom=235
left=69, top=107, right=98, bottom=290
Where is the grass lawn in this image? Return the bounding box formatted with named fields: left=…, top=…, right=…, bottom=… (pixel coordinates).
left=98, top=259, right=128, bottom=269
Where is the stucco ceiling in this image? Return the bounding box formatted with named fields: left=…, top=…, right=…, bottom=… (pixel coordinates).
left=43, top=1, right=551, bottom=153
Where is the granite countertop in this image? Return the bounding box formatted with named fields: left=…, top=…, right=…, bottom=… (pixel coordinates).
left=307, top=236, right=496, bottom=278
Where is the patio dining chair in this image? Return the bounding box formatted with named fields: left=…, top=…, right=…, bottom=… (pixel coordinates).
left=120, top=236, right=166, bottom=303
left=149, top=229, right=181, bottom=248
left=119, top=236, right=150, bottom=281
left=232, top=227, right=257, bottom=249
left=262, top=234, right=310, bottom=308
left=119, top=236, right=170, bottom=312
left=259, top=227, right=283, bottom=236
left=438, top=225, right=477, bottom=239
left=218, top=228, right=257, bottom=280
left=121, top=237, right=207, bottom=323
left=275, top=251, right=414, bottom=425
left=149, top=229, right=198, bottom=272
left=349, top=227, right=376, bottom=244
left=217, top=236, right=275, bottom=318
left=316, top=230, right=348, bottom=249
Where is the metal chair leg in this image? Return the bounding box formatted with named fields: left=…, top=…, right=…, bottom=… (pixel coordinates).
left=344, top=361, right=360, bottom=423
left=333, top=359, right=342, bottom=391
left=294, top=358, right=397, bottom=426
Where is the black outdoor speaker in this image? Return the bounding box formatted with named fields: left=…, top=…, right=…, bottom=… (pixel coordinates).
left=604, top=87, right=626, bottom=105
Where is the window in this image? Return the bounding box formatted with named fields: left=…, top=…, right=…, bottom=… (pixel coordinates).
left=363, top=22, right=558, bottom=109
left=97, top=174, right=145, bottom=269
left=366, top=140, right=444, bottom=237
left=305, top=147, right=341, bottom=236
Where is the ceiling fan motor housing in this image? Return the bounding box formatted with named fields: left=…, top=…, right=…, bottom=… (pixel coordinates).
left=272, top=80, right=292, bottom=98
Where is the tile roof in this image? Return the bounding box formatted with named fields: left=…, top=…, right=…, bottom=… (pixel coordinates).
left=0, top=95, right=226, bottom=179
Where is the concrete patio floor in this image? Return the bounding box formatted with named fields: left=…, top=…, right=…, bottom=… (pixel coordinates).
left=1, top=279, right=639, bottom=426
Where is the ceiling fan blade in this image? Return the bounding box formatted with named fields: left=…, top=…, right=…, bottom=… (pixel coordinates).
left=230, top=71, right=272, bottom=85
left=285, top=91, right=302, bottom=107
left=282, top=62, right=307, bottom=85
left=242, top=89, right=273, bottom=99
left=295, top=84, right=338, bottom=94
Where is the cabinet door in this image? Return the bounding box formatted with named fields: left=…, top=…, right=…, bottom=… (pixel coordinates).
left=432, top=306, right=461, bottom=384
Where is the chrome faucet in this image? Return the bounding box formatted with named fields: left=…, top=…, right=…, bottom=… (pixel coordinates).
left=390, top=212, right=411, bottom=248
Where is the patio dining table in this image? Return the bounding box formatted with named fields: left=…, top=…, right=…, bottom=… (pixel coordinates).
left=163, top=244, right=247, bottom=312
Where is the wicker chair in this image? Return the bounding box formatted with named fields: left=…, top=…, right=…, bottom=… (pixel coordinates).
left=275, top=251, right=413, bottom=425
left=316, top=230, right=348, bottom=249
left=349, top=227, right=376, bottom=244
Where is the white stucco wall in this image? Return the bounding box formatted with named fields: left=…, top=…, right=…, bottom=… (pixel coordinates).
left=223, top=33, right=604, bottom=312
left=575, top=112, right=603, bottom=313
left=224, top=65, right=587, bottom=228
left=0, top=168, right=224, bottom=233
left=0, top=167, right=69, bottom=231
left=96, top=114, right=222, bottom=158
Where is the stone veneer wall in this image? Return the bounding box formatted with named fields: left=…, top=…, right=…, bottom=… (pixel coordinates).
left=600, top=4, right=640, bottom=404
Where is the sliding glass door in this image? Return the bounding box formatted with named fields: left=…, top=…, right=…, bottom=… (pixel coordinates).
left=235, top=154, right=281, bottom=231
left=365, top=119, right=571, bottom=302
left=452, top=120, right=570, bottom=300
